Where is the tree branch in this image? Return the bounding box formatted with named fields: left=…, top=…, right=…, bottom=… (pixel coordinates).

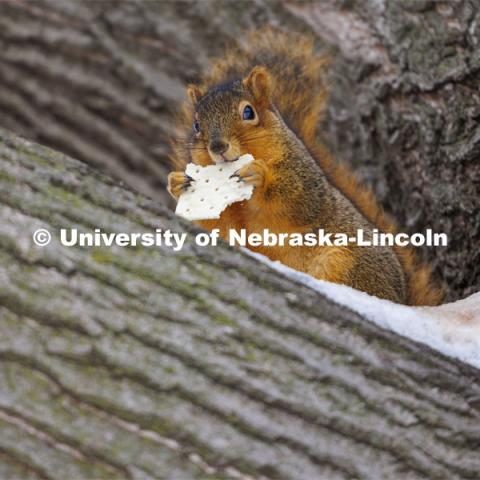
left=1, top=127, right=480, bottom=479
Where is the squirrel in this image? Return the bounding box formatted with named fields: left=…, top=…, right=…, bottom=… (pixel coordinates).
left=167, top=28, right=443, bottom=305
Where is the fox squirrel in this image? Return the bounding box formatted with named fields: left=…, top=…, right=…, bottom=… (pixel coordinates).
left=168, top=28, right=443, bottom=305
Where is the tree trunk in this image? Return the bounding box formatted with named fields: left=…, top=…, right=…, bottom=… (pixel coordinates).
left=0, top=0, right=478, bottom=302
left=1, top=127, right=480, bottom=479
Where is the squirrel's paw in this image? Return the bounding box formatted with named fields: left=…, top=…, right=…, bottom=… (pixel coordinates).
left=167, top=171, right=194, bottom=199
left=231, top=159, right=268, bottom=188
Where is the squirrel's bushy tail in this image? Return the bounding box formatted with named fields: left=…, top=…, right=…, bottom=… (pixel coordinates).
left=194, top=28, right=444, bottom=306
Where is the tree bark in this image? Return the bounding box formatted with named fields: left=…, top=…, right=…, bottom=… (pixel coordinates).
left=0, top=0, right=478, bottom=302
left=1, top=127, right=480, bottom=479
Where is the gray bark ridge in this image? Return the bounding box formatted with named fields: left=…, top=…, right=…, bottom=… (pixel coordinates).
left=1, top=127, right=480, bottom=480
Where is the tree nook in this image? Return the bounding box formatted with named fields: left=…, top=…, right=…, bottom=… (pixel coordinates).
left=1, top=128, right=480, bottom=479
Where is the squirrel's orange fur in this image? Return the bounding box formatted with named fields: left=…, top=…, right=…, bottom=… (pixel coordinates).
left=169, top=28, right=443, bottom=306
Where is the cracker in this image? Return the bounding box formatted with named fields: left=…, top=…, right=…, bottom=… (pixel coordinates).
left=175, top=154, right=254, bottom=221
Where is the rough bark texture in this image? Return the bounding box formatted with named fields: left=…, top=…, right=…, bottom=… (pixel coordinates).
left=0, top=0, right=478, bottom=302
left=1, top=128, right=480, bottom=479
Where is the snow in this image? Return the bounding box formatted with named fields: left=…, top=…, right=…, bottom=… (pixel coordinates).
left=243, top=248, right=480, bottom=369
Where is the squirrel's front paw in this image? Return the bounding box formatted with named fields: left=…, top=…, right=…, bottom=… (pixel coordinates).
left=167, top=171, right=194, bottom=199
left=231, top=159, right=268, bottom=188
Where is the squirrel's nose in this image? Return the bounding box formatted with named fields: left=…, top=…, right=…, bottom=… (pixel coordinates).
left=209, top=139, right=229, bottom=155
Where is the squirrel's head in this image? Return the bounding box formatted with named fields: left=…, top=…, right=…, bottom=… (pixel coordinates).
left=186, top=66, right=277, bottom=165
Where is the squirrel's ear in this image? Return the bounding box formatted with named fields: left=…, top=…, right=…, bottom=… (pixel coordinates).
left=187, top=84, right=203, bottom=105
left=243, top=66, right=271, bottom=108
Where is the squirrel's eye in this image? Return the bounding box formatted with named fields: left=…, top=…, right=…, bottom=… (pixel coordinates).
left=242, top=105, right=255, bottom=121
left=193, top=121, right=201, bottom=133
